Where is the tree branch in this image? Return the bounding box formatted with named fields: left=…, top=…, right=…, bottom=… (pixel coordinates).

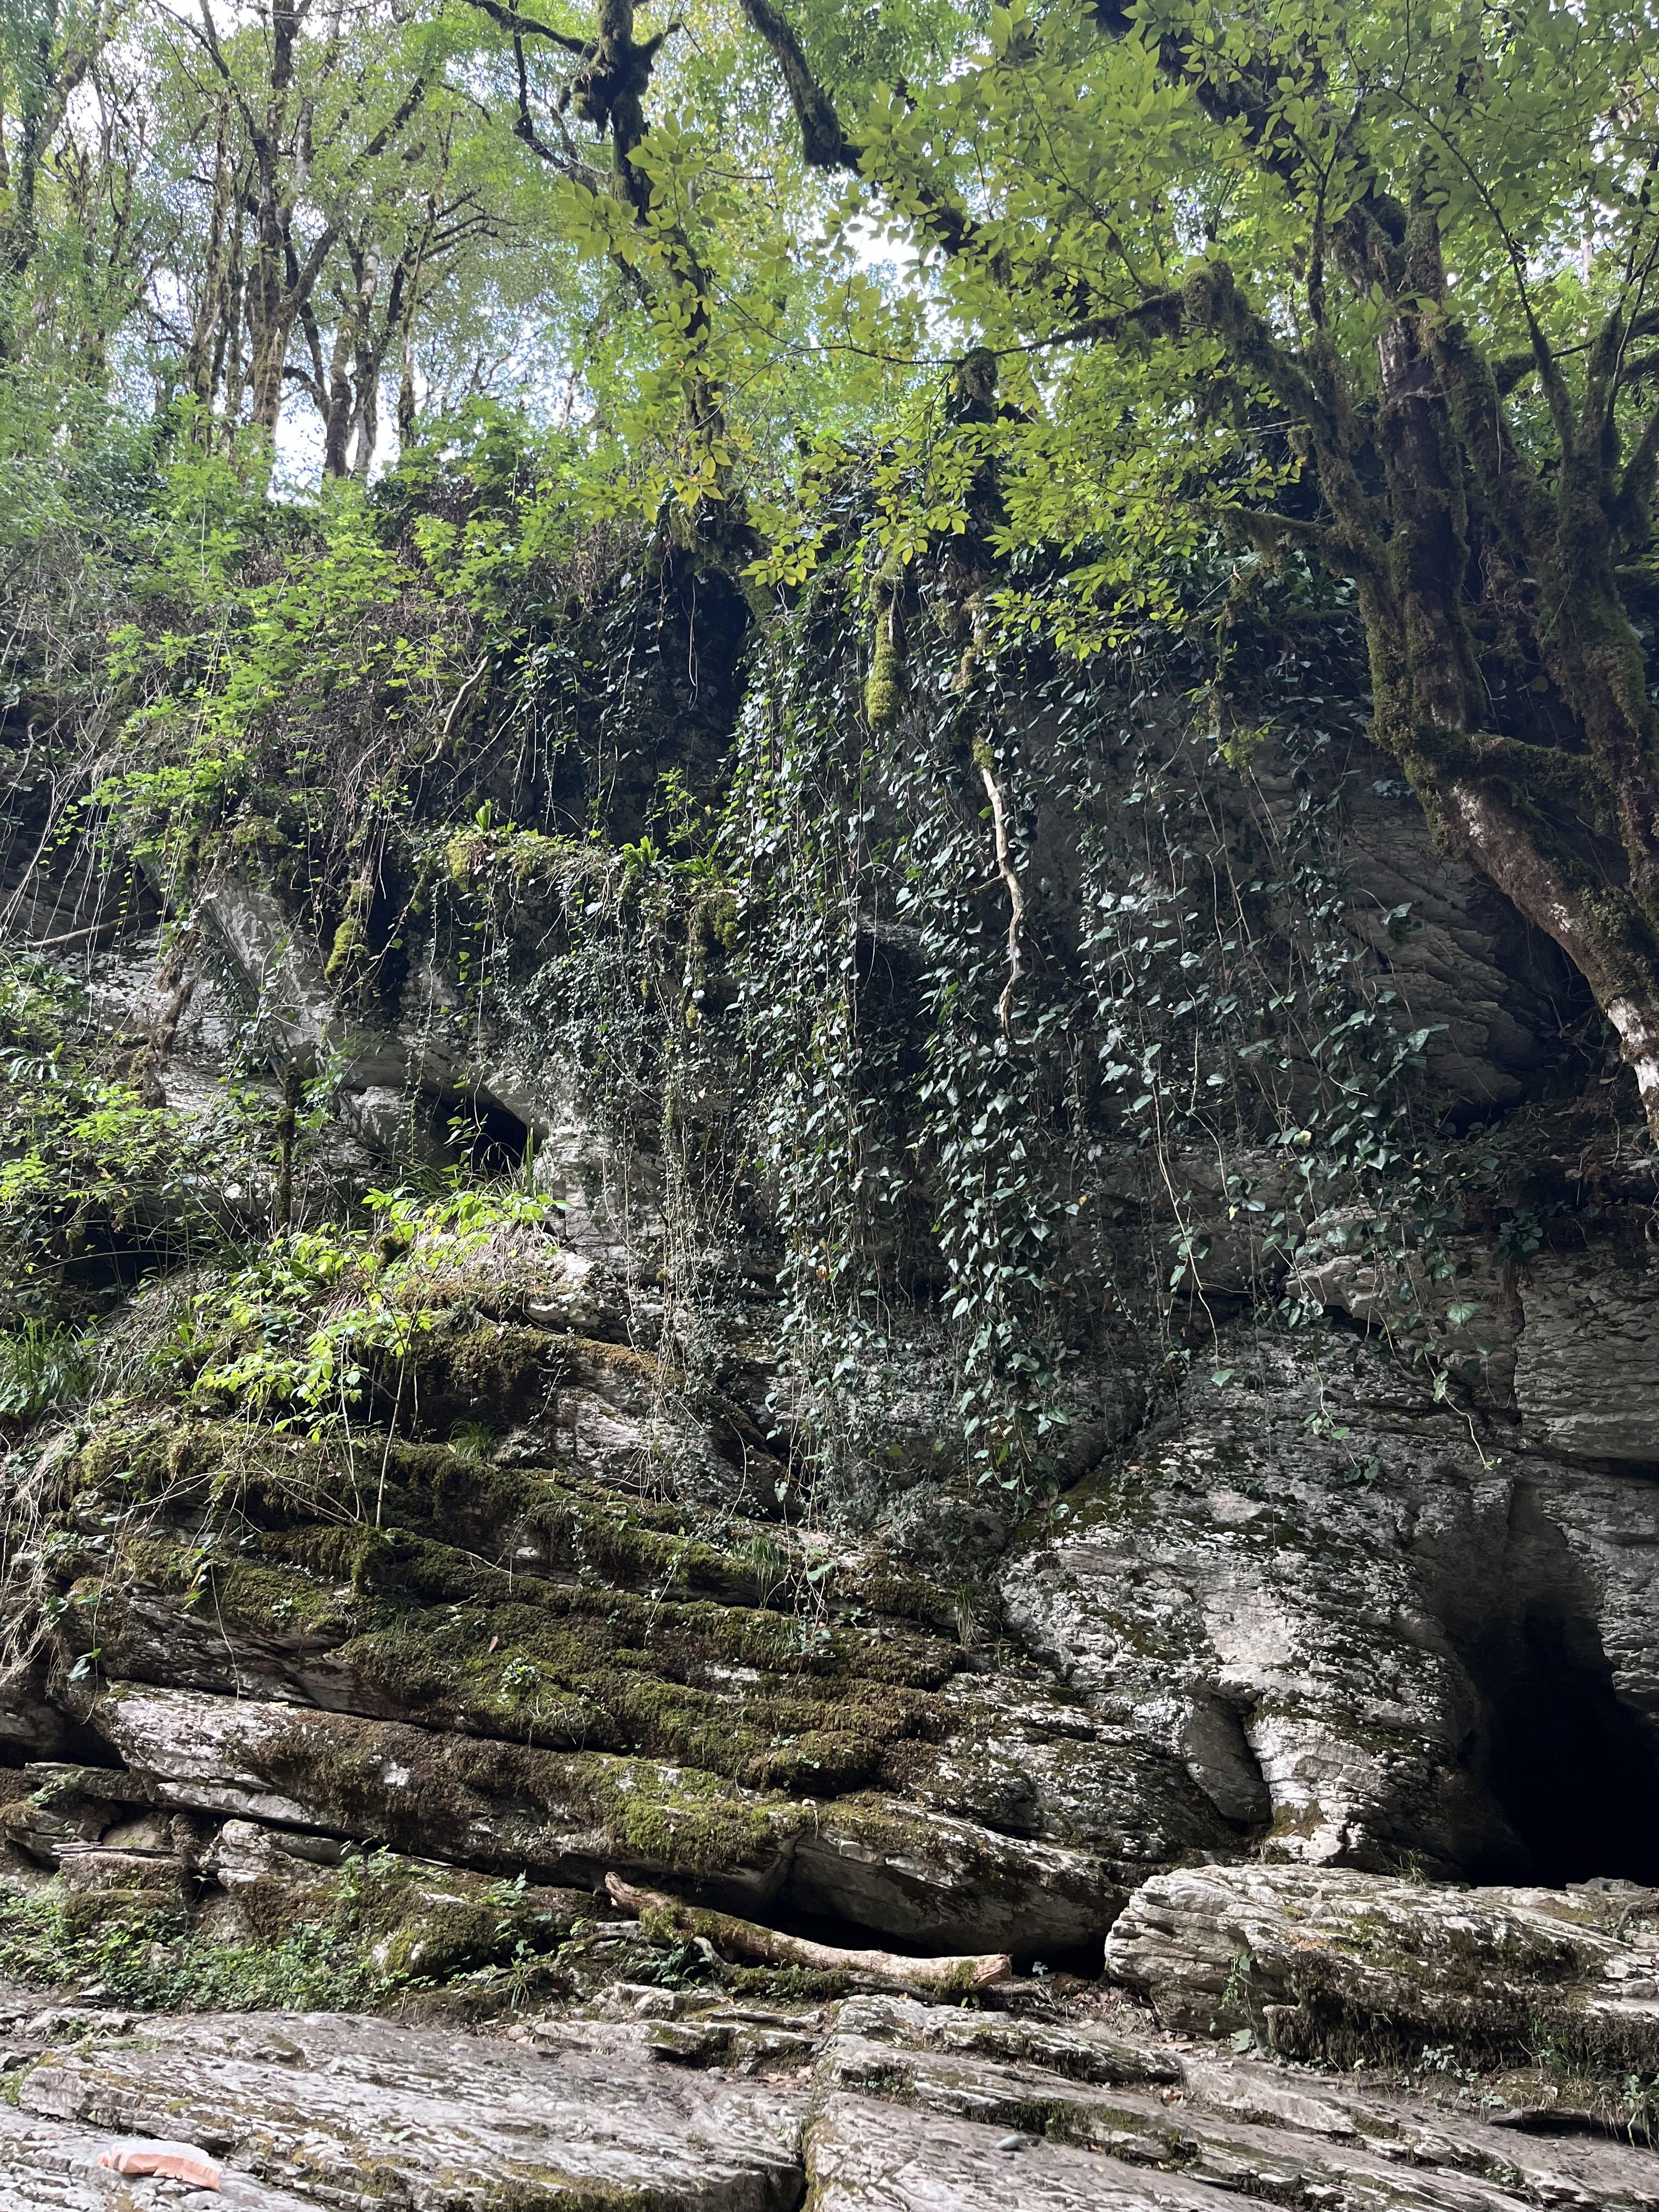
left=736, top=0, right=979, bottom=258
left=603, top=1873, right=1012, bottom=1989
left=1002, top=292, right=1181, bottom=354
left=460, top=0, right=592, bottom=60
left=736, top=0, right=857, bottom=169
left=1612, top=397, right=1659, bottom=555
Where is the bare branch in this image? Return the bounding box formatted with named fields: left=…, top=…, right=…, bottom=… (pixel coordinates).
left=605, top=1874, right=1012, bottom=1990
left=459, top=0, right=594, bottom=59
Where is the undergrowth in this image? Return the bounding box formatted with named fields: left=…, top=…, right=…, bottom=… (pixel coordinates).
left=0, top=1888, right=404, bottom=2014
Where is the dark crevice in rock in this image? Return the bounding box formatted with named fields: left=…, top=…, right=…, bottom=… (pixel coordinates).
left=1459, top=1600, right=1659, bottom=1885
left=1411, top=1476, right=1659, bottom=1883
left=1498, top=2104, right=1654, bottom=2141
left=449, top=1091, right=533, bottom=1178
left=1180, top=1694, right=1272, bottom=1832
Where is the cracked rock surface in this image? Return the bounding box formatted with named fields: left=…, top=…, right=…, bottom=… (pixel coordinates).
left=3, top=1898, right=1658, bottom=2212
left=1002, top=1329, right=1659, bottom=1884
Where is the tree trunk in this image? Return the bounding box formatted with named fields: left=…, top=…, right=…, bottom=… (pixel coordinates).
left=1440, top=780, right=1659, bottom=1132
left=323, top=321, right=354, bottom=477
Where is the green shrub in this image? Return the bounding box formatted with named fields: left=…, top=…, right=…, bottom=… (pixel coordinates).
left=0, top=1322, right=94, bottom=1422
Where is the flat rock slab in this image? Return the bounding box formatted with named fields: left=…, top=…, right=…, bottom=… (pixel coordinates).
left=6, top=1950, right=1658, bottom=2212
left=19, top=2011, right=805, bottom=2211
left=0, top=2102, right=315, bottom=2211
left=803, top=2092, right=1240, bottom=2211
left=1174, top=2052, right=1659, bottom=2211
left=831, top=1992, right=1181, bottom=2084
left=815, top=2000, right=1652, bottom=2211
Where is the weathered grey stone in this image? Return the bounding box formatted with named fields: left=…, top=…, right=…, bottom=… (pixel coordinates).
left=1338, top=772, right=1581, bottom=1111
left=86, top=1682, right=1122, bottom=1949
left=828, top=1993, right=1178, bottom=2085
left=783, top=1802, right=1124, bottom=1952
left=1543, top=1470, right=1659, bottom=1742
left=533, top=1337, right=786, bottom=1508
left=84, top=926, right=238, bottom=1065
left=1105, top=1862, right=1659, bottom=2074
left=814, top=1955, right=1659, bottom=2205
left=1515, top=1247, right=1659, bottom=1463
left=0, top=1662, right=74, bottom=1760
left=201, top=1818, right=346, bottom=1887
left=803, top=2092, right=1251, bottom=2212
left=1000, top=1342, right=1502, bottom=1874
left=0, top=2101, right=317, bottom=2211
left=884, top=1668, right=1243, bottom=1876
left=201, top=874, right=349, bottom=1066
left=1295, top=1228, right=1521, bottom=1409
left=1172, top=2049, right=1659, bottom=2210
left=19, top=2011, right=805, bottom=2211
left=814, top=2039, right=1586, bottom=2209
left=1002, top=1330, right=1659, bottom=1883
left=7, top=1954, right=1658, bottom=2212
left=2, top=1766, right=153, bottom=1869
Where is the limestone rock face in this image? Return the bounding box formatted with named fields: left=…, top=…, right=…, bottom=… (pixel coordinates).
left=1337, top=771, right=1582, bottom=1110
left=1002, top=1329, right=1659, bottom=1886
left=14, top=705, right=1659, bottom=2207
left=1515, top=1246, right=1659, bottom=1462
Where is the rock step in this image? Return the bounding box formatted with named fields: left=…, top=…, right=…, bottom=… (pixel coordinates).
left=1107, top=1861, right=1659, bottom=2079
left=3, top=1976, right=1656, bottom=2210
left=71, top=1681, right=1123, bottom=1951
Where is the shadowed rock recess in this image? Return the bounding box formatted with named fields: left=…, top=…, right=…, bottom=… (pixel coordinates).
left=7, top=640, right=1659, bottom=2202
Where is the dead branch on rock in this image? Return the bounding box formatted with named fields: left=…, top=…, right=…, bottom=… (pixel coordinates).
left=603, top=1872, right=1012, bottom=1990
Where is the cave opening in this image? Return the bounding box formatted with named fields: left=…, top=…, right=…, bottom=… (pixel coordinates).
left=446, top=1093, right=532, bottom=1178
left=1462, top=1602, right=1659, bottom=1887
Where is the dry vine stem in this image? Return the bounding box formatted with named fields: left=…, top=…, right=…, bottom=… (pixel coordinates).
left=602, top=1872, right=1012, bottom=1989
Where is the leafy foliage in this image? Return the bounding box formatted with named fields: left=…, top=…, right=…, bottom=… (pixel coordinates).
left=0, top=1322, right=93, bottom=1423
left=0, top=0, right=1646, bottom=1524
left=170, top=1184, right=558, bottom=1433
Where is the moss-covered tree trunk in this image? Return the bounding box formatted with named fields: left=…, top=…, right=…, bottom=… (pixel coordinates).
left=1182, top=204, right=1659, bottom=1139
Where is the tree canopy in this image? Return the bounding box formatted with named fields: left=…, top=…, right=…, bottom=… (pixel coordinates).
left=5, top=0, right=1659, bottom=1131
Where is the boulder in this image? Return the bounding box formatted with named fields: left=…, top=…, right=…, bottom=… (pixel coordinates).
left=1105, top=1861, right=1659, bottom=2076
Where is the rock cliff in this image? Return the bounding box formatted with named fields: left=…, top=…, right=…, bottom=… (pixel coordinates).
left=4, top=645, right=1659, bottom=2207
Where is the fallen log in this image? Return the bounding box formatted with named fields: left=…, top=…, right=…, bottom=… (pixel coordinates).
left=603, top=1871, right=1012, bottom=1991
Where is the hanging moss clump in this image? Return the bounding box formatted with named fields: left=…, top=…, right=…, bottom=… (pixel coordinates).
left=864, top=544, right=910, bottom=729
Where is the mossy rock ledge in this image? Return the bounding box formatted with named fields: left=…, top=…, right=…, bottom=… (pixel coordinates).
left=70, top=1679, right=1120, bottom=1952
left=9, top=1366, right=1241, bottom=1983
